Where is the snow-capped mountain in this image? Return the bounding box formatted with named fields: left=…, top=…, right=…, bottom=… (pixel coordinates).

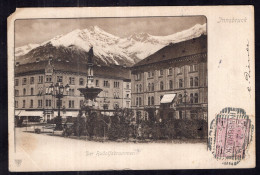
left=15, top=23, right=206, bottom=66
left=15, top=43, right=40, bottom=56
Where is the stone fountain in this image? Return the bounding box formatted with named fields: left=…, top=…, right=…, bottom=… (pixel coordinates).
left=78, top=47, right=102, bottom=115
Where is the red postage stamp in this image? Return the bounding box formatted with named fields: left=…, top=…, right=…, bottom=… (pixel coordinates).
left=208, top=107, right=254, bottom=165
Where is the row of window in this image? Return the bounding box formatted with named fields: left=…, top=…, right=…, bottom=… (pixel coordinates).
left=176, top=93, right=199, bottom=104
left=136, top=77, right=199, bottom=93
left=136, top=64, right=198, bottom=80
left=15, top=88, right=76, bottom=96
left=15, top=99, right=131, bottom=109
left=102, top=80, right=120, bottom=88
left=15, top=76, right=123, bottom=88
left=134, top=93, right=199, bottom=106
left=15, top=99, right=76, bottom=108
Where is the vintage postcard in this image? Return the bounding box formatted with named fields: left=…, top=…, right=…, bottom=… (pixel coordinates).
left=8, top=6, right=255, bottom=171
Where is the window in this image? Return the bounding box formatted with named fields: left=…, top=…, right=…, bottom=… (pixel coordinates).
left=160, top=81, right=164, bottom=90
left=151, top=96, right=154, bottom=105
left=151, top=83, right=154, bottom=91
left=46, top=75, right=52, bottom=82
left=135, top=73, right=141, bottom=80
left=57, top=76, right=62, bottom=83
left=30, top=88, right=34, bottom=95
left=179, top=111, right=183, bottom=119
left=113, top=102, right=119, bottom=109
left=126, top=94, right=129, bottom=98
left=56, top=100, right=62, bottom=108
left=30, top=100, right=33, bottom=108
left=148, top=71, right=154, bottom=78
left=96, top=80, right=99, bottom=87
left=23, top=100, right=25, bottom=108
left=15, top=101, right=18, bottom=108
left=194, top=77, right=199, bottom=86
left=80, top=100, right=84, bottom=106
left=190, top=64, right=198, bottom=72
left=15, top=90, right=19, bottom=96
left=23, top=88, right=26, bottom=95
left=69, top=77, right=75, bottom=85
left=190, top=65, right=193, bottom=72
left=136, top=97, right=139, bottom=106
left=179, top=79, right=183, bottom=88
left=168, top=68, right=173, bottom=75
left=177, top=67, right=181, bottom=74
left=22, top=78, right=27, bottom=85
left=194, top=64, right=198, bottom=71
left=190, top=77, right=193, bottom=87
left=190, top=93, right=193, bottom=103
left=38, top=100, right=42, bottom=108
left=169, top=80, right=173, bottom=89
left=177, top=66, right=184, bottom=74
left=136, top=84, right=139, bottom=93
left=30, top=77, right=34, bottom=84
left=114, top=81, right=120, bottom=88
left=126, top=101, right=130, bottom=108
left=139, top=84, right=142, bottom=92
left=38, top=76, right=43, bottom=84
left=79, top=78, right=84, bottom=85
left=148, top=83, right=151, bottom=91
left=194, top=93, right=199, bottom=103
left=69, top=89, right=75, bottom=96
left=103, top=80, right=109, bottom=87
left=178, top=94, right=183, bottom=103
left=139, top=97, right=142, bottom=106
left=69, top=100, right=74, bottom=108
left=126, top=83, right=130, bottom=89
left=148, top=97, right=151, bottom=106
left=113, top=92, right=119, bottom=99
left=46, top=99, right=51, bottom=107
left=15, top=79, right=19, bottom=86
left=159, top=69, right=164, bottom=76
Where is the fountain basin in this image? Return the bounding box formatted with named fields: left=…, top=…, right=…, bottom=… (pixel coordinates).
left=78, top=87, right=102, bottom=100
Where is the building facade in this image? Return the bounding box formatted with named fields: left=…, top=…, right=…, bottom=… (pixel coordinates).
left=131, top=35, right=207, bottom=122
left=14, top=59, right=131, bottom=122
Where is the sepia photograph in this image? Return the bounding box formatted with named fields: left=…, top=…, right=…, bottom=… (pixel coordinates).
left=14, top=16, right=207, bottom=142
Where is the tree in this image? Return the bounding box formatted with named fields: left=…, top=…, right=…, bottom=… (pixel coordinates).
left=73, top=110, right=86, bottom=137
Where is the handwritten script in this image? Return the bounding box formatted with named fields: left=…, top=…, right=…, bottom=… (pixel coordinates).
left=217, top=17, right=247, bottom=23
left=244, top=40, right=251, bottom=97
left=86, top=149, right=141, bottom=157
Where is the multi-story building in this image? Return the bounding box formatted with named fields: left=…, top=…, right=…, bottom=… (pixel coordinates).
left=131, top=35, right=207, bottom=121
left=14, top=59, right=131, bottom=122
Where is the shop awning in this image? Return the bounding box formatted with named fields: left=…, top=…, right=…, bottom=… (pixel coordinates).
left=15, top=110, right=43, bottom=116
left=160, top=93, right=176, bottom=104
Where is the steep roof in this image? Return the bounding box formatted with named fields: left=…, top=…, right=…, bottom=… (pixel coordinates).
left=15, top=61, right=47, bottom=75
left=15, top=60, right=131, bottom=80
left=132, top=35, right=207, bottom=68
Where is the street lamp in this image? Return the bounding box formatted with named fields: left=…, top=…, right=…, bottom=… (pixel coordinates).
left=47, top=82, right=70, bottom=130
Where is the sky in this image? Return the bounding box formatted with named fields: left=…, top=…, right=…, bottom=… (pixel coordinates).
left=15, top=16, right=206, bottom=47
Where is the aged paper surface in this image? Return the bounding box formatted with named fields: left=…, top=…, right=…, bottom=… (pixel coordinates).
left=8, top=6, right=255, bottom=171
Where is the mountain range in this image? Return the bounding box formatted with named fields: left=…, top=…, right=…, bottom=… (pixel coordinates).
left=15, top=23, right=206, bottom=67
